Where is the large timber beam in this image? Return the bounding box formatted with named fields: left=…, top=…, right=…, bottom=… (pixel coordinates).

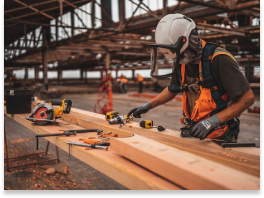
left=110, top=135, right=259, bottom=190
left=4, top=110, right=180, bottom=190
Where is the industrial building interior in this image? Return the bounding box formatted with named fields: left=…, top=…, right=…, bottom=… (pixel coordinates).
left=4, top=0, right=260, bottom=190
left=5, top=0, right=260, bottom=85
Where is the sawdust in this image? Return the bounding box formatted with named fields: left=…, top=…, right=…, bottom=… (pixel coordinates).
left=5, top=166, right=96, bottom=190
left=11, top=137, right=31, bottom=144
left=222, top=152, right=249, bottom=162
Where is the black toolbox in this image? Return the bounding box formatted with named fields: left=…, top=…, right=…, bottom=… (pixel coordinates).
left=4, top=90, right=32, bottom=114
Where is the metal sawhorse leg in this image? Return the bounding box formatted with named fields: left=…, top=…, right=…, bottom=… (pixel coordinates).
left=4, top=124, right=60, bottom=172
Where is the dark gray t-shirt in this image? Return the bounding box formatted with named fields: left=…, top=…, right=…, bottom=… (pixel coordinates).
left=169, top=54, right=250, bottom=100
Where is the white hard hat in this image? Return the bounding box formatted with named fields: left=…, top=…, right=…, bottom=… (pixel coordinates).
left=155, top=14, right=196, bottom=59
left=149, top=14, right=198, bottom=79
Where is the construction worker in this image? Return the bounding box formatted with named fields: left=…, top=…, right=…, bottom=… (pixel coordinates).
left=137, top=73, right=144, bottom=93
left=120, top=75, right=128, bottom=93
left=127, top=14, right=254, bottom=143
left=117, top=74, right=127, bottom=93
left=102, top=70, right=113, bottom=84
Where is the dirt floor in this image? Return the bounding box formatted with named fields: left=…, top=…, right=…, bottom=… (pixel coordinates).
left=4, top=116, right=128, bottom=190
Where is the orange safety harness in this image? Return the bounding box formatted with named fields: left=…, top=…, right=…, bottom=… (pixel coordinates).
left=178, top=40, right=240, bottom=141
left=121, top=77, right=128, bottom=83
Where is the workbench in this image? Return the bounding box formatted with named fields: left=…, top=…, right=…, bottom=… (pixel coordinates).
left=4, top=101, right=260, bottom=190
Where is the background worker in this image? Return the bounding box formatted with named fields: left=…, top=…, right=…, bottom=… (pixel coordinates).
left=117, top=74, right=128, bottom=93
left=137, top=73, right=144, bottom=93
left=116, top=74, right=123, bottom=93
left=127, top=13, right=254, bottom=143
left=102, top=71, right=113, bottom=84
left=120, top=75, right=128, bottom=93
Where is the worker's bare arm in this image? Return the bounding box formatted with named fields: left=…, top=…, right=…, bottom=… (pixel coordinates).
left=150, top=87, right=177, bottom=108
left=216, top=89, right=255, bottom=123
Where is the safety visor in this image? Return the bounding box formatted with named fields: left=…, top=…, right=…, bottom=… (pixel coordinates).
left=149, top=36, right=187, bottom=79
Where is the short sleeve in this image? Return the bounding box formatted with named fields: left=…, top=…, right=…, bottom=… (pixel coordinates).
left=212, top=55, right=251, bottom=100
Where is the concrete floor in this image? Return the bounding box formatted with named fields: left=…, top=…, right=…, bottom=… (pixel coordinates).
left=57, top=92, right=260, bottom=148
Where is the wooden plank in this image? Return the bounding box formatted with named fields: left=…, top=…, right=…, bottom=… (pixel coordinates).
left=61, top=110, right=133, bottom=137
left=110, top=134, right=260, bottom=190
left=31, top=101, right=133, bottom=137
left=4, top=112, right=182, bottom=190
left=120, top=121, right=260, bottom=174
left=59, top=107, right=260, bottom=177
left=30, top=102, right=261, bottom=177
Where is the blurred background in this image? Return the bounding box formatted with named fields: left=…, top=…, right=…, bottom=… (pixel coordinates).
left=4, top=0, right=260, bottom=146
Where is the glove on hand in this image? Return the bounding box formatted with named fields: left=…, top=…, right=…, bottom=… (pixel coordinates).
left=191, top=115, right=221, bottom=140
left=127, top=102, right=152, bottom=118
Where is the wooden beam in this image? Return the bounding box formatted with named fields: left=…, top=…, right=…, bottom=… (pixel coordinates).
left=4, top=111, right=181, bottom=190
left=110, top=134, right=260, bottom=190
left=58, top=107, right=260, bottom=177
left=60, top=108, right=133, bottom=137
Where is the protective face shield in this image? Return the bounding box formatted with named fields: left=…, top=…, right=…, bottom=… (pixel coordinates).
left=149, top=13, right=197, bottom=79
left=150, top=36, right=187, bottom=79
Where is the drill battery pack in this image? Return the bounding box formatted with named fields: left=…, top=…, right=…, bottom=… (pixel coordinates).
left=139, top=120, right=153, bottom=128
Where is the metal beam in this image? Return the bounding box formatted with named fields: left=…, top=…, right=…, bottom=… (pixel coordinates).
left=4, top=0, right=58, bottom=14
left=118, top=0, right=125, bottom=31
left=5, top=18, right=79, bottom=29
left=128, top=0, right=160, bottom=20
left=181, top=0, right=260, bottom=12
left=6, top=0, right=88, bottom=20
left=74, top=11, right=88, bottom=28
left=11, top=0, right=83, bottom=35
left=97, top=0, right=114, bottom=26
left=64, top=0, right=113, bottom=28
left=42, top=27, right=49, bottom=90
left=196, top=22, right=246, bottom=36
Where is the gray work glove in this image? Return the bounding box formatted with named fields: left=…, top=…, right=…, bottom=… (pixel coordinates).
left=191, top=115, right=221, bottom=140
left=127, top=102, right=152, bottom=118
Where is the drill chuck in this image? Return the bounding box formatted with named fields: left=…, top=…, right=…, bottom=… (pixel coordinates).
left=109, top=115, right=126, bottom=124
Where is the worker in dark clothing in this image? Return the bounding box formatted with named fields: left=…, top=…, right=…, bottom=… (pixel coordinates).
left=127, top=13, right=254, bottom=143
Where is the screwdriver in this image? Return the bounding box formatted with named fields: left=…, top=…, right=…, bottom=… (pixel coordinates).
left=99, top=133, right=118, bottom=138
left=83, top=137, right=110, bottom=144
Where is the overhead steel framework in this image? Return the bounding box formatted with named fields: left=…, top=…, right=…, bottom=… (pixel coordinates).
left=4, top=0, right=260, bottom=87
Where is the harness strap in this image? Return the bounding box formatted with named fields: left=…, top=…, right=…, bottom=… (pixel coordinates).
left=201, top=42, right=227, bottom=112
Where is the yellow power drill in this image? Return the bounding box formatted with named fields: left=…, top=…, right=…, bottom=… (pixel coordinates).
left=105, top=111, right=119, bottom=121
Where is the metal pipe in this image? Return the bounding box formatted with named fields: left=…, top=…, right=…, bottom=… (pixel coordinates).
left=67, top=141, right=108, bottom=159
left=67, top=141, right=108, bottom=150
